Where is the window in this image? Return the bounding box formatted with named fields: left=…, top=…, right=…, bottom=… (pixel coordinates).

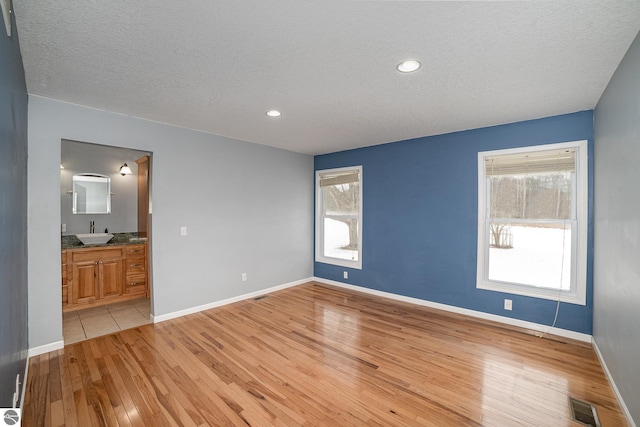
left=476, top=141, right=587, bottom=305
left=316, top=166, right=362, bottom=269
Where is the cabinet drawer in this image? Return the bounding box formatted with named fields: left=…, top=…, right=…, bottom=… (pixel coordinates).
left=73, top=247, right=122, bottom=262
left=125, top=274, right=147, bottom=293
left=126, top=257, right=146, bottom=275
left=124, top=245, right=146, bottom=257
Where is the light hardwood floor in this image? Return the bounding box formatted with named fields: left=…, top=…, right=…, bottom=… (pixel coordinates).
left=23, top=282, right=627, bottom=426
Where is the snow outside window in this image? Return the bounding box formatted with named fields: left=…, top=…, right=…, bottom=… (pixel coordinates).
left=316, top=166, right=362, bottom=269
left=476, top=141, right=588, bottom=305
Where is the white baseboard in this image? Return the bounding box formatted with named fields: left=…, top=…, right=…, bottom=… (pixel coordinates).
left=28, top=340, right=64, bottom=357
left=152, top=277, right=313, bottom=323
left=312, top=277, right=592, bottom=343
left=592, top=338, right=636, bottom=427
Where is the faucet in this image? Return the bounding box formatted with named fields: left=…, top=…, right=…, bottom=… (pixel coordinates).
left=90, top=220, right=95, bottom=233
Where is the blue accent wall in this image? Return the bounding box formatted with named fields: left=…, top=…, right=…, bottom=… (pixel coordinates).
left=315, top=111, right=594, bottom=334
left=0, top=2, right=29, bottom=406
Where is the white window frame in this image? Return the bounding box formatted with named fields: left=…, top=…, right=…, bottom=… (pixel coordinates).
left=476, top=140, right=588, bottom=305
left=315, top=166, right=363, bottom=269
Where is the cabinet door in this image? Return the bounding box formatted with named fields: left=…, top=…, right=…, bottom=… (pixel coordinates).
left=72, top=261, right=99, bottom=305
left=99, top=258, right=124, bottom=299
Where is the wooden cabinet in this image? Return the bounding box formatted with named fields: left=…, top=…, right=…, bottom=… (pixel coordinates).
left=61, top=250, right=69, bottom=307
left=70, top=247, right=123, bottom=306
left=123, top=244, right=147, bottom=297
left=63, top=243, right=147, bottom=311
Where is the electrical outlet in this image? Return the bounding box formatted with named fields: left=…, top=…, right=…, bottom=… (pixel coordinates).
left=180, top=226, right=187, bottom=236
left=61, top=223, right=66, bottom=232
left=504, top=299, right=512, bottom=311
left=242, top=273, right=247, bottom=282
left=343, top=271, right=348, bottom=279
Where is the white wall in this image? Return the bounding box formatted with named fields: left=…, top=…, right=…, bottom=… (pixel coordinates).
left=593, top=31, right=640, bottom=424
left=61, top=140, right=149, bottom=235
left=28, top=96, right=314, bottom=349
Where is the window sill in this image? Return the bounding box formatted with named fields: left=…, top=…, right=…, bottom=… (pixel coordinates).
left=477, top=280, right=585, bottom=305
left=315, top=256, right=362, bottom=270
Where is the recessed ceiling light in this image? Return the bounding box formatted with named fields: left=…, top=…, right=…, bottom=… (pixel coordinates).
left=396, top=60, right=421, bottom=73
left=266, top=110, right=282, bottom=117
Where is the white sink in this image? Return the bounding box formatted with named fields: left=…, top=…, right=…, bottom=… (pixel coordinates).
left=76, top=233, right=114, bottom=245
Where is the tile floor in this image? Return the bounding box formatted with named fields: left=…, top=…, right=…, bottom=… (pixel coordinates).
left=63, top=298, right=151, bottom=344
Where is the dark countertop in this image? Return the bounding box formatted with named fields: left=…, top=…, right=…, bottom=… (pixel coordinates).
left=62, top=232, right=147, bottom=250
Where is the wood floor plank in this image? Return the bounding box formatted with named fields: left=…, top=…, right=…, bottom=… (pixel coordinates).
left=56, top=350, right=80, bottom=427
left=23, top=282, right=629, bottom=426
left=96, top=337, right=143, bottom=427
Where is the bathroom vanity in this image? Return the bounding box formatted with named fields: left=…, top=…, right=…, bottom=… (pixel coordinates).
left=62, top=237, right=148, bottom=312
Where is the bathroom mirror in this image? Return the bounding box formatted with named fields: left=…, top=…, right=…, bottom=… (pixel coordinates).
left=72, top=174, right=111, bottom=214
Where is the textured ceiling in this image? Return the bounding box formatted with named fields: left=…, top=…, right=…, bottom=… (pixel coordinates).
left=14, top=1, right=640, bottom=155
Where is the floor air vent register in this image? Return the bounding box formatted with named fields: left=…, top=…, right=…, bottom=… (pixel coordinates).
left=569, top=397, right=601, bottom=427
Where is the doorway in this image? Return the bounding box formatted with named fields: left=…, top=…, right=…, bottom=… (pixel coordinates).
left=60, top=140, right=153, bottom=343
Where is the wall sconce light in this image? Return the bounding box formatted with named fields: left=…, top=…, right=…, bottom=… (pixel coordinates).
left=119, top=163, right=133, bottom=176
